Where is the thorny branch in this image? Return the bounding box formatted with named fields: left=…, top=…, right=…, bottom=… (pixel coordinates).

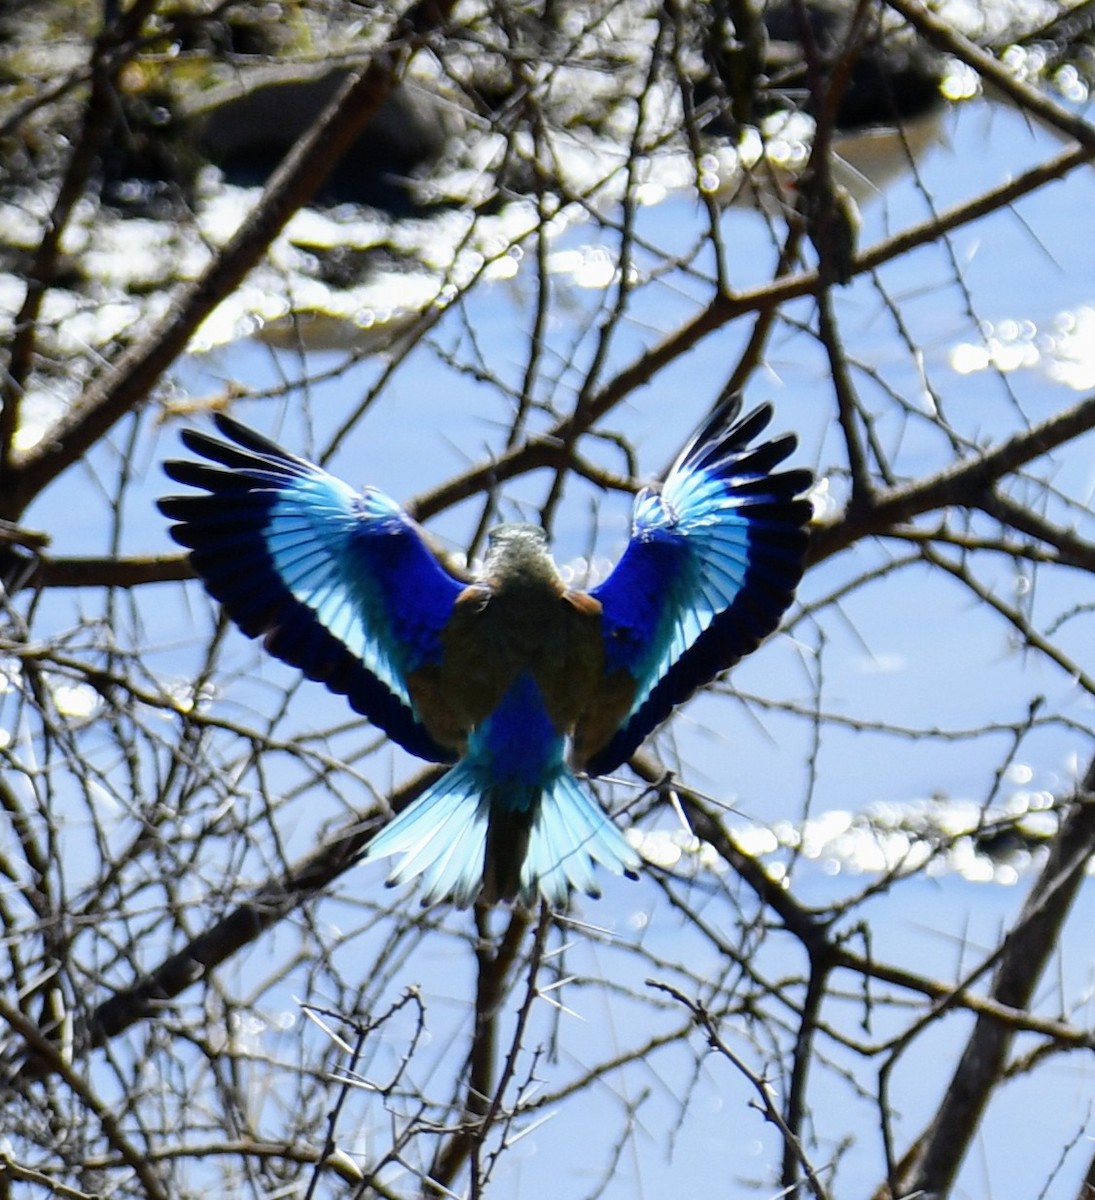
left=648, top=979, right=832, bottom=1200
left=894, top=756, right=1095, bottom=1199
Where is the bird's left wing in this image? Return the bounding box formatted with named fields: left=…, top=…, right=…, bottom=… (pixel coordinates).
left=583, top=398, right=812, bottom=776
left=159, top=414, right=464, bottom=763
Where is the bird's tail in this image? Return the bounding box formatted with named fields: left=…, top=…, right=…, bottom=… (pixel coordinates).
left=362, top=759, right=641, bottom=909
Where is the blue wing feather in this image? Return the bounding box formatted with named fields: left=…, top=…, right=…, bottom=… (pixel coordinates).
left=159, top=414, right=463, bottom=763
left=586, top=396, right=812, bottom=776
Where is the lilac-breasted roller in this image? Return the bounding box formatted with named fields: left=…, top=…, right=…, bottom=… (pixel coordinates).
left=158, top=397, right=812, bottom=908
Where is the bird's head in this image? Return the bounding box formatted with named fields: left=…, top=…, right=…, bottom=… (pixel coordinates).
left=482, top=523, right=561, bottom=590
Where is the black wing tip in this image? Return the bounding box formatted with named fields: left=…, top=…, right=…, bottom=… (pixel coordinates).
left=160, top=457, right=226, bottom=489
left=703, top=426, right=813, bottom=505
left=718, top=397, right=773, bottom=444
left=211, top=410, right=250, bottom=438
left=176, top=424, right=248, bottom=463
left=705, top=392, right=748, bottom=435
left=676, top=397, right=800, bottom=482
left=209, top=411, right=299, bottom=461
left=161, top=454, right=201, bottom=485
left=167, top=413, right=310, bottom=473
left=177, top=412, right=261, bottom=450
left=156, top=495, right=196, bottom=522
left=784, top=471, right=815, bottom=500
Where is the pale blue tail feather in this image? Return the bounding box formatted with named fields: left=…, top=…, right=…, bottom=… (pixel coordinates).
left=365, top=761, right=490, bottom=907
left=363, top=760, right=641, bottom=908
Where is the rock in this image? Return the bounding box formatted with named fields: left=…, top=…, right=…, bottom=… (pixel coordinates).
left=195, top=67, right=457, bottom=214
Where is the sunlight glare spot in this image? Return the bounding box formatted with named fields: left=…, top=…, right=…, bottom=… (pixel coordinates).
left=698, top=170, right=721, bottom=195
left=637, top=829, right=684, bottom=869
left=634, top=180, right=667, bottom=206
left=765, top=860, right=788, bottom=885
left=941, top=60, right=980, bottom=100
left=484, top=254, right=519, bottom=281
left=559, top=557, right=591, bottom=586
left=735, top=824, right=780, bottom=856
left=853, top=652, right=906, bottom=675
left=14, top=388, right=67, bottom=452
left=548, top=246, right=617, bottom=289
left=1028, top=789, right=1056, bottom=812
left=950, top=342, right=990, bottom=375
left=1046, top=304, right=1095, bottom=389
left=53, top=681, right=101, bottom=720
left=1006, top=762, right=1034, bottom=785
left=1055, top=64, right=1089, bottom=104
left=951, top=306, right=1095, bottom=388
left=806, top=477, right=839, bottom=522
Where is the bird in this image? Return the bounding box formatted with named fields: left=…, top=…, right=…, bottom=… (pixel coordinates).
left=158, top=396, right=813, bottom=908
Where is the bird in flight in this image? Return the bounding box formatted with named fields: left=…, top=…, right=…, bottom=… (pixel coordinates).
left=159, top=398, right=812, bottom=908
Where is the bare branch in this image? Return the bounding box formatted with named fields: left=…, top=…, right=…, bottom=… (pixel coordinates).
left=895, top=755, right=1095, bottom=1197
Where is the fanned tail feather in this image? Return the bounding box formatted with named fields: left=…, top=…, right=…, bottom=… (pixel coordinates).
left=363, top=761, right=640, bottom=908
left=364, top=761, right=491, bottom=908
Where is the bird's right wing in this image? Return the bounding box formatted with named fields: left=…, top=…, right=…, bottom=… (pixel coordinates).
left=584, top=398, right=813, bottom=776
left=159, top=414, right=465, bottom=763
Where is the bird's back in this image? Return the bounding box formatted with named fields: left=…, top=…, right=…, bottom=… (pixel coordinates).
left=430, top=556, right=605, bottom=750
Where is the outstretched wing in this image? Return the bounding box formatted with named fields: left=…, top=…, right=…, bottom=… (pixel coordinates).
left=584, top=397, right=812, bottom=776
left=159, top=414, right=464, bottom=763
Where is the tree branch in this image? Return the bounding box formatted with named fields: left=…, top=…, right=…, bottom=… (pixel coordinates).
left=808, top=393, right=1095, bottom=565
left=896, top=753, right=1095, bottom=1197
